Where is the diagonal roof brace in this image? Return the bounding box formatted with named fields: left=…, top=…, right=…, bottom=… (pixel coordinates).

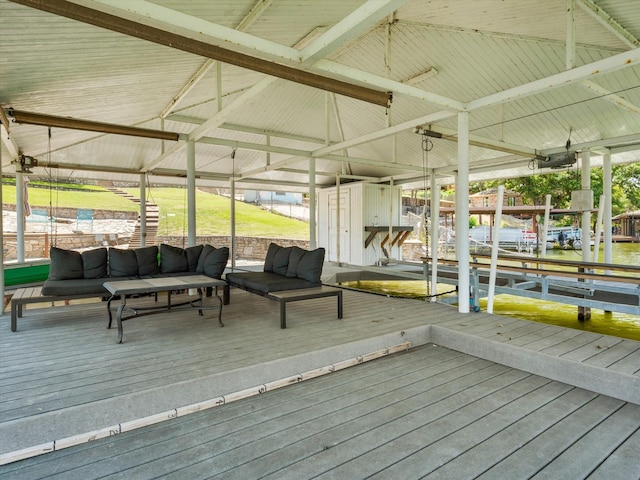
left=10, top=0, right=393, bottom=108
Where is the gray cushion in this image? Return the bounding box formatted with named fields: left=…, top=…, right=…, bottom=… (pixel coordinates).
left=160, top=244, right=188, bottom=273
left=226, top=271, right=318, bottom=293
left=263, top=243, right=281, bottom=273
left=196, top=244, right=216, bottom=272
left=82, top=247, right=108, bottom=279
left=109, top=248, right=138, bottom=277
left=48, top=247, right=83, bottom=280
left=196, top=246, right=229, bottom=279
left=271, top=246, right=293, bottom=276
left=286, top=246, right=305, bottom=278
left=186, top=245, right=203, bottom=272
left=42, top=278, right=110, bottom=296
left=295, top=247, right=325, bottom=283
left=135, top=246, right=159, bottom=276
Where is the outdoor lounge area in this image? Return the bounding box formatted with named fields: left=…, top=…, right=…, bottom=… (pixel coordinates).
left=0, top=264, right=638, bottom=478
left=2, top=0, right=640, bottom=477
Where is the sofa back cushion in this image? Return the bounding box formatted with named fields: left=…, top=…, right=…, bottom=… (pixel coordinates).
left=185, top=245, right=204, bottom=272
left=263, top=242, right=281, bottom=273
left=272, top=246, right=293, bottom=276
left=82, top=247, right=108, bottom=279
left=109, top=248, right=138, bottom=277
left=196, top=245, right=229, bottom=279
left=159, top=244, right=189, bottom=273
left=286, top=246, right=306, bottom=278
left=264, top=242, right=293, bottom=275
left=48, top=247, right=84, bottom=280
left=135, top=246, right=159, bottom=276
left=295, top=247, right=325, bottom=283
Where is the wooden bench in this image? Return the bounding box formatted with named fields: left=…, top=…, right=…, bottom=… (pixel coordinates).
left=9, top=287, right=103, bottom=332
left=266, top=286, right=343, bottom=329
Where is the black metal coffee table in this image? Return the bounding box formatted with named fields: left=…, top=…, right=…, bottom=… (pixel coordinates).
left=104, top=275, right=227, bottom=343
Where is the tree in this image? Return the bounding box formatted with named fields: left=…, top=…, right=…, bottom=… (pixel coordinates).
left=613, top=163, right=640, bottom=210
left=470, top=164, right=639, bottom=214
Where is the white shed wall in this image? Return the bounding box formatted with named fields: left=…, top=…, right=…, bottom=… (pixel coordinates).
left=318, top=183, right=404, bottom=266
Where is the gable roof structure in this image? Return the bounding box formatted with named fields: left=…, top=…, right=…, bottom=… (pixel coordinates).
left=1, top=0, right=639, bottom=192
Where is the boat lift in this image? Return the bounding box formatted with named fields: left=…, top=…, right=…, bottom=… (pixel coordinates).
left=422, top=253, right=640, bottom=317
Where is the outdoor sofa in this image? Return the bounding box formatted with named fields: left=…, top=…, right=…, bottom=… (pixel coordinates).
left=9, top=243, right=230, bottom=332
left=40, top=244, right=229, bottom=298
left=225, top=242, right=325, bottom=295
left=226, top=242, right=343, bottom=328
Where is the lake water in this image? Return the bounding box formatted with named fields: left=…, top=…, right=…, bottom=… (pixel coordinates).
left=344, top=243, right=640, bottom=341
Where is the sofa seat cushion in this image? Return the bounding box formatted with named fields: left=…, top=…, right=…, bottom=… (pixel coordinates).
left=42, top=277, right=112, bottom=296
left=226, top=271, right=319, bottom=294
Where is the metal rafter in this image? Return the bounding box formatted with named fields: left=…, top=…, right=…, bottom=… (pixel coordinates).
left=159, top=0, right=275, bottom=119
left=578, top=0, right=640, bottom=48
left=299, top=0, right=409, bottom=63
left=466, top=48, right=640, bottom=111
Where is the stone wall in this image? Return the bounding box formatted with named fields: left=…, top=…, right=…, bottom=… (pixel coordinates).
left=2, top=233, right=127, bottom=260
left=2, top=204, right=138, bottom=221
left=3, top=232, right=424, bottom=264
left=158, top=236, right=310, bottom=260
left=2, top=233, right=309, bottom=262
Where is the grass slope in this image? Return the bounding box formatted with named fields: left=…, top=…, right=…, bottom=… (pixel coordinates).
left=2, top=185, right=309, bottom=239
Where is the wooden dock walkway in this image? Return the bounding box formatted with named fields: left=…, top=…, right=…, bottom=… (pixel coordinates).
left=0, top=275, right=638, bottom=477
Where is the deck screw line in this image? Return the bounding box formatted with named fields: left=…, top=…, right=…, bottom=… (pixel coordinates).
left=0, top=341, right=411, bottom=466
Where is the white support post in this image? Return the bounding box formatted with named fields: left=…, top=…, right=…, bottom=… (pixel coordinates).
left=487, top=185, right=504, bottom=314
left=216, top=61, right=222, bottom=112
left=566, top=0, right=576, bottom=69
left=581, top=149, right=591, bottom=263
left=430, top=170, right=439, bottom=302
left=593, top=194, right=606, bottom=262
left=603, top=151, right=613, bottom=268
left=457, top=112, right=470, bottom=313
left=389, top=178, right=394, bottom=260
left=309, top=157, right=317, bottom=249
left=230, top=176, right=236, bottom=269
left=187, top=140, right=196, bottom=246
left=16, top=172, right=25, bottom=262
left=541, top=194, right=552, bottom=259
left=336, top=174, right=341, bottom=265
left=139, top=174, right=146, bottom=247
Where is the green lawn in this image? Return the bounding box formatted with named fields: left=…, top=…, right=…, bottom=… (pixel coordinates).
left=2, top=184, right=138, bottom=211
left=2, top=184, right=309, bottom=239
left=128, top=188, right=309, bottom=239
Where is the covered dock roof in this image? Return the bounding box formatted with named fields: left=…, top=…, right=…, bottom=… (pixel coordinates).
left=1, top=0, right=639, bottom=191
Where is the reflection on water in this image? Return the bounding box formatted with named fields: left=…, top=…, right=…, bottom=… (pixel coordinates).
left=544, top=242, right=640, bottom=267
left=343, top=244, right=640, bottom=341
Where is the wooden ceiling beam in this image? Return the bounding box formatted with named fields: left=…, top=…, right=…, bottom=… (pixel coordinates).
left=10, top=0, right=392, bottom=108
left=7, top=109, right=181, bottom=141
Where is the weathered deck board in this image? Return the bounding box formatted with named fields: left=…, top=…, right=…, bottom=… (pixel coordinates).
left=1, top=345, right=637, bottom=479
left=0, top=284, right=639, bottom=476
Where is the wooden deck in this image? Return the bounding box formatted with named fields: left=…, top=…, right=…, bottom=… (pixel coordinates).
left=0, top=276, right=639, bottom=478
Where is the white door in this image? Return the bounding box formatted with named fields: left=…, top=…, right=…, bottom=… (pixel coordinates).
left=328, top=191, right=350, bottom=263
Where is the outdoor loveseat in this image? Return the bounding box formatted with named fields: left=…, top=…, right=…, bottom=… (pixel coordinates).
left=225, top=242, right=343, bottom=328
